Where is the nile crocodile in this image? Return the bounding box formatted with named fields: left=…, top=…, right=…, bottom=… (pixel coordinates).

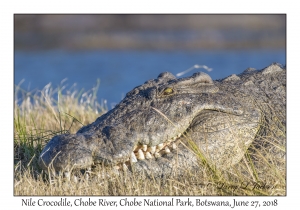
left=38, top=63, right=286, bottom=178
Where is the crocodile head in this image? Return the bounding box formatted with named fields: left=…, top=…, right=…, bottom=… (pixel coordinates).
left=39, top=71, right=261, bottom=173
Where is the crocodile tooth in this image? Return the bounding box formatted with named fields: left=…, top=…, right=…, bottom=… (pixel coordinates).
left=145, top=152, right=153, bottom=159
left=165, top=146, right=170, bottom=153
left=137, top=149, right=145, bottom=160
left=177, top=133, right=182, bottom=138
left=142, top=144, right=147, bottom=152
left=154, top=152, right=161, bottom=158
left=133, top=145, right=138, bottom=151
left=172, top=143, right=177, bottom=150
left=148, top=146, right=156, bottom=154
left=157, top=143, right=164, bottom=150
left=122, top=163, right=128, bottom=170
left=130, top=152, right=137, bottom=162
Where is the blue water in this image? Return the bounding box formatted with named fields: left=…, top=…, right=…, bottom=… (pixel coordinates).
left=14, top=50, right=286, bottom=109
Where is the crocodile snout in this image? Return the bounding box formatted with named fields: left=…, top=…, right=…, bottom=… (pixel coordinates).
left=38, top=134, right=94, bottom=172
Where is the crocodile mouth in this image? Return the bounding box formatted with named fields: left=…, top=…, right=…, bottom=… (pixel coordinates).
left=112, top=134, right=182, bottom=170
left=111, top=108, right=261, bottom=171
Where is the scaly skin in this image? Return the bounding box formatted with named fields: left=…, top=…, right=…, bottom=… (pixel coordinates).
left=38, top=63, right=286, bottom=178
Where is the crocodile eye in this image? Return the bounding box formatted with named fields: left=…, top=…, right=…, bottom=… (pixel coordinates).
left=163, top=87, right=174, bottom=95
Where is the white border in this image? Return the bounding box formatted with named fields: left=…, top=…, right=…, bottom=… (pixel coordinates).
left=2, top=0, right=298, bottom=208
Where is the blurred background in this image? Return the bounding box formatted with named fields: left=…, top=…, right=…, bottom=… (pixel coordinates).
left=14, top=14, right=286, bottom=108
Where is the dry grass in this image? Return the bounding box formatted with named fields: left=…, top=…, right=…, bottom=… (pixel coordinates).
left=14, top=83, right=286, bottom=196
